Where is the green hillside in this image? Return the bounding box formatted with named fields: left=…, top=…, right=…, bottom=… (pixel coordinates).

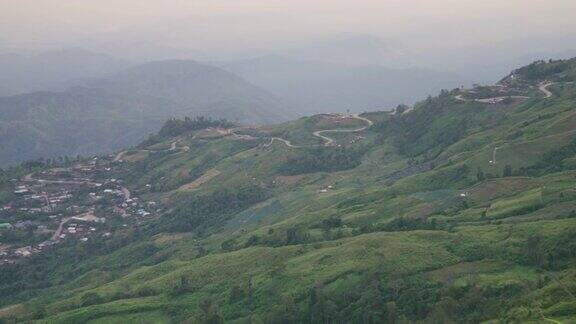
left=1, top=59, right=576, bottom=323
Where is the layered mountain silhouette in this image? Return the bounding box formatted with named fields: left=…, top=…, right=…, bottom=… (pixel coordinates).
left=0, top=60, right=288, bottom=165
left=221, top=55, right=470, bottom=114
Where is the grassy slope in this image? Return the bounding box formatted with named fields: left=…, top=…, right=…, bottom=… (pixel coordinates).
left=2, top=60, right=576, bottom=323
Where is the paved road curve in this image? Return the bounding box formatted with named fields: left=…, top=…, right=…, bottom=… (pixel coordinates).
left=265, top=114, right=373, bottom=148
left=539, top=82, right=554, bottom=98
left=455, top=81, right=561, bottom=104
left=114, top=139, right=189, bottom=162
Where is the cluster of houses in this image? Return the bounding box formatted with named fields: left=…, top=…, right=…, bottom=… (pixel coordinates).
left=0, top=241, right=57, bottom=265
left=454, top=77, right=531, bottom=105
left=0, top=157, right=159, bottom=265
left=57, top=213, right=104, bottom=241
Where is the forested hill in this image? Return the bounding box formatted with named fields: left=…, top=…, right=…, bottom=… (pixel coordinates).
left=1, top=58, right=576, bottom=323
left=513, top=57, right=576, bottom=82
left=0, top=60, right=288, bottom=166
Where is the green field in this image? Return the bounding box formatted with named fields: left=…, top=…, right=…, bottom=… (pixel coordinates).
left=1, top=58, right=576, bottom=323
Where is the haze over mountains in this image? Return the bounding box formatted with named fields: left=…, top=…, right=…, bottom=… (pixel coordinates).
left=42, top=31, right=576, bottom=84
left=0, top=59, right=287, bottom=166
left=2, top=57, right=576, bottom=322
left=2, top=1, right=576, bottom=322
left=220, top=54, right=469, bottom=114
left=0, top=46, right=476, bottom=166
left=0, top=48, right=129, bottom=96
left=1, top=34, right=575, bottom=168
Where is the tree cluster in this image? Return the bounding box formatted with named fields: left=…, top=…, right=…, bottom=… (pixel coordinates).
left=279, top=146, right=367, bottom=175
left=162, top=183, right=269, bottom=234
left=141, top=116, right=235, bottom=147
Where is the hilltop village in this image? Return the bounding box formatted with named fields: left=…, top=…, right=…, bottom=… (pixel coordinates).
left=0, top=156, right=160, bottom=265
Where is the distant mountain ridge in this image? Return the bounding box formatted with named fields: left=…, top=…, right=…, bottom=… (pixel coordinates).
left=0, top=60, right=289, bottom=166
left=86, top=60, right=288, bottom=122
left=220, top=55, right=471, bottom=115
left=0, top=48, right=130, bottom=96
left=3, top=58, right=576, bottom=323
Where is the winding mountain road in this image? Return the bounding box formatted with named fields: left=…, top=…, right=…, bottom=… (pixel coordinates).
left=490, top=146, right=500, bottom=165
left=455, top=94, right=530, bottom=103
left=312, top=114, right=374, bottom=146
left=455, top=80, right=564, bottom=104
left=113, top=151, right=127, bottom=162
left=264, top=114, right=373, bottom=148
left=539, top=82, right=554, bottom=98
left=114, top=139, right=189, bottom=162
left=115, top=114, right=372, bottom=154
left=266, top=137, right=300, bottom=148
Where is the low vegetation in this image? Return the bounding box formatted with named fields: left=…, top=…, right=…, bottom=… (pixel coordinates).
left=1, top=58, right=576, bottom=323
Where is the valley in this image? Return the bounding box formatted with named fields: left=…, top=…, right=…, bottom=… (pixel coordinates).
left=0, top=58, right=576, bottom=323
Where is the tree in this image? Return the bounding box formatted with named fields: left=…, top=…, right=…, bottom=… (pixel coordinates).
left=428, top=297, right=459, bottom=323
left=170, top=276, right=191, bottom=296
left=228, top=284, right=245, bottom=304
left=221, top=238, right=236, bottom=251
left=80, top=292, right=104, bottom=307
left=308, top=282, right=327, bottom=323
left=286, top=227, right=309, bottom=245
left=385, top=301, right=398, bottom=324
left=429, top=218, right=438, bottom=230
left=503, top=165, right=513, bottom=177
left=357, top=277, right=384, bottom=323
left=321, top=216, right=342, bottom=231
left=395, top=104, right=409, bottom=115
left=244, top=235, right=259, bottom=247
left=199, top=299, right=224, bottom=324
left=476, top=168, right=486, bottom=181
left=525, top=235, right=546, bottom=267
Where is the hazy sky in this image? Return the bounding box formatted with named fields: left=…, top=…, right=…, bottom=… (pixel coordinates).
left=1, top=0, right=576, bottom=76
left=2, top=0, right=575, bottom=45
